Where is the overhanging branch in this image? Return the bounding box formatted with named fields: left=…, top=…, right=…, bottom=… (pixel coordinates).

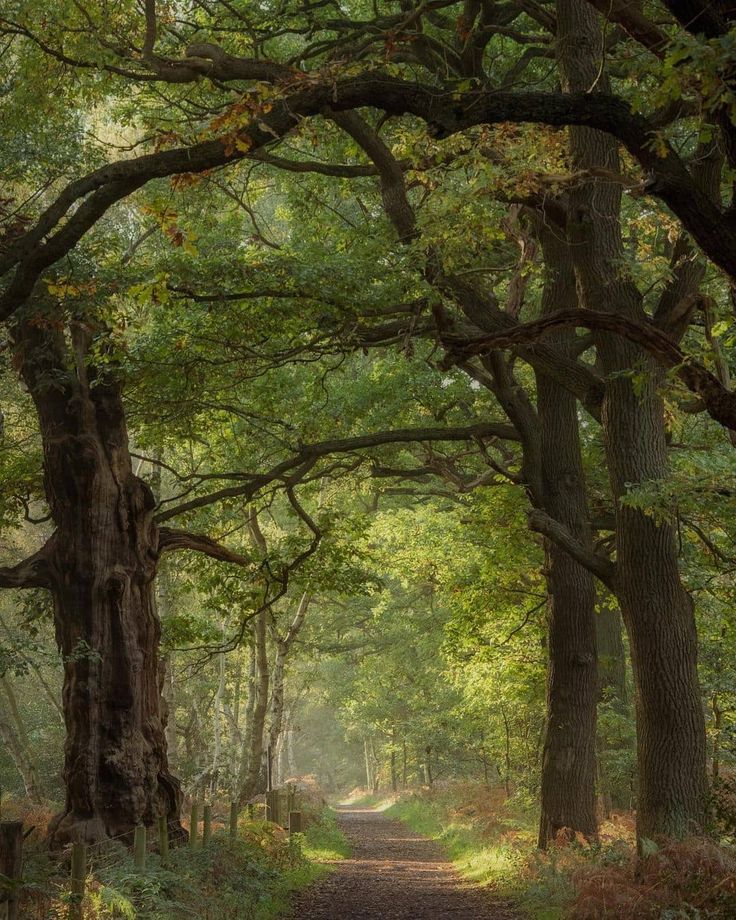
left=444, top=308, right=736, bottom=435
left=158, top=528, right=253, bottom=567
left=154, top=423, right=520, bottom=522
left=2, top=75, right=735, bottom=320
left=528, top=509, right=617, bottom=590
left=0, top=543, right=53, bottom=590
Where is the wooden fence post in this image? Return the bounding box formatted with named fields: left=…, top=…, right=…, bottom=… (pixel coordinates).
left=266, top=789, right=279, bottom=824
left=202, top=805, right=212, bottom=847
left=0, top=822, right=22, bottom=920
left=288, top=811, right=302, bottom=836
left=70, top=841, right=86, bottom=920
left=158, top=815, right=169, bottom=864
left=189, top=801, right=199, bottom=849
left=229, top=802, right=238, bottom=839
left=133, top=825, right=146, bottom=871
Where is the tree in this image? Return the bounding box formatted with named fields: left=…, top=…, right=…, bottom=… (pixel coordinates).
left=2, top=0, right=735, bottom=851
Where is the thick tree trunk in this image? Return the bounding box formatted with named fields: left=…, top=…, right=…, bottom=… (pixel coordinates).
left=556, top=0, right=707, bottom=839
left=535, top=227, right=598, bottom=848
left=453, top=236, right=598, bottom=845
left=14, top=320, right=182, bottom=845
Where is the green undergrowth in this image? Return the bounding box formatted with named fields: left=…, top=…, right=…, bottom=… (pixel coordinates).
left=301, top=808, right=351, bottom=861
left=385, top=789, right=573, bottom=919
left=384, top=786, right=736, bottom=918
left=20, top=809, right=349, bottom=920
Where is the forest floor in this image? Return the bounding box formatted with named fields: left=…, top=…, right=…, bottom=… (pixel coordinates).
left=289, top=804, right=518, bottom=919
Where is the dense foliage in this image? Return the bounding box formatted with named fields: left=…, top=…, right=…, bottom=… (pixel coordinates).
left=2, top=0, right=736, bottom=916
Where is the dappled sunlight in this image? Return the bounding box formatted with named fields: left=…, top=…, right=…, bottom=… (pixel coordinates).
left=1, top=1, right=736, bottom=918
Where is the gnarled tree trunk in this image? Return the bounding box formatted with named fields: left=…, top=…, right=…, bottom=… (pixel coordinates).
left=12, top=319, right=183, bottom=845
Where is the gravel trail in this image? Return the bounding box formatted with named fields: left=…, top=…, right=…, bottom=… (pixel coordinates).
left=289, top=805, right=518, bottom=919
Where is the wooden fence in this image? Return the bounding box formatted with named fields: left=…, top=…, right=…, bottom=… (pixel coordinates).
left=0, top=785, right=303, bottom=919
left=0, top=785, right=302, bottom=920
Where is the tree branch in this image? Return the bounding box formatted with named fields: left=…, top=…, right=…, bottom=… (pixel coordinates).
left=158, top=528, right=253, bottom=567
left=444, top=307, right=736, bottom=435
left=142, top=0, right=157, bottom=60
left=2, top=75, right=734, bottom=319
left=154, top=423, right=520, bottom=522
left=0, top=543, right=53, bottom=589
left=528, top=509, right=617, bottom=590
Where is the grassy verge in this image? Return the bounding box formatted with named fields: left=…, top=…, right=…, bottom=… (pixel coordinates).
left=385, top=788, right=573, bottom=919
left=301, top=807, right=351, bottom=862
left=18, top=808, right=350, bottom=920
left=384, top=785, right=736, bottom=919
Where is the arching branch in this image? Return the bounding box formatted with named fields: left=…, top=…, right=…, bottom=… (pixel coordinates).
left=2, top=76, right=735, bottom=321
left=444, top=308, right=736, bottom=435
left=0, top=543, right=53, bottom=590
left=158, top=528, right=253, bottom=567
left=154, top=423, right=520, bottom=522
left=528, top=510, right=617, bottom=590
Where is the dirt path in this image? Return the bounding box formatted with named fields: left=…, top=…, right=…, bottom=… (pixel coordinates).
left=290, top=805, right=517, bottom=919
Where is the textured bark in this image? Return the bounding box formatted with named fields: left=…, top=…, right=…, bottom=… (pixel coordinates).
left=0, top=687, right=42, bottom=801
left=535, top=227, right=599, bottom=848
left=0, top=821, right=23, bottom=920
left=238, top=609, right=269, bottom=802
left=451, top=213, right=598, bottom=845
left=557, top=0, right=707, bottom=839
left=268, top=593, right=310, bottom=756
left=13, top=319, right=183, bottom=845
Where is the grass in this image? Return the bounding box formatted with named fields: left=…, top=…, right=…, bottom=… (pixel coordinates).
left=383, top=785, right=736, bottom=919
left=17, top=807, right=350, bottom=920
left=383, top=787, right=574, bottom=919
left=301, top=808, right=351, bottom=862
